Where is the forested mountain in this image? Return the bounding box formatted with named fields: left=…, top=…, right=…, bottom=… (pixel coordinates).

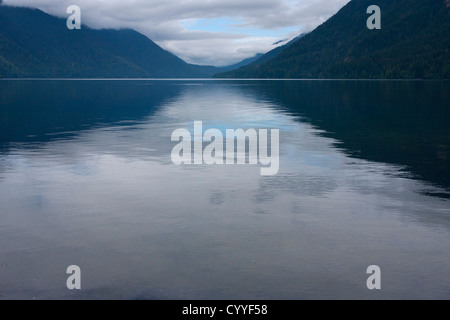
left=221, top=54, right=264, bottom=71
left=216, top=0, right=450, bottom=79
left=0, top=3, right=251, bottom=78
left=249, top=35, right=304, bottom=65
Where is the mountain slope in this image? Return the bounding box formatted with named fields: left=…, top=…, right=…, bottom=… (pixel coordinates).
left=251, top=35, right=304, bottom=65
left=214, top=35, right=303, bottom=78
left=0, top=4, right=220, bottom=78
left=221, top=54, right=264, bottom=71
left=216, top=0, right=450, bottom=79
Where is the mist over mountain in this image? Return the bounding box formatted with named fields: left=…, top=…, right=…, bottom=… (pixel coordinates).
left=2, top=1, right=448, bottom=79
left=216, top=0, right=450, bottom=79
left=0, top=4, right=254, bottom=78
left=213, top=35, right=304, bottom=78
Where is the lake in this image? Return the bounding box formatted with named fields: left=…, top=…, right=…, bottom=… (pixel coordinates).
left=0, top=79, right=449, bottom=299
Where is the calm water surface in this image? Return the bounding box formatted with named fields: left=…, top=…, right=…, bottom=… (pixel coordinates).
left=0, top=80, right=449, bottom=299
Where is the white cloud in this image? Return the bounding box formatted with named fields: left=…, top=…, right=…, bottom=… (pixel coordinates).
left=3, top=0, right=350, bottom=66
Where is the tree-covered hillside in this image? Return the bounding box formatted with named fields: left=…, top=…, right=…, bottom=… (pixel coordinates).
left=0, top=4, right=220, bottom=78
left=216, top=0, right=450, bottom=79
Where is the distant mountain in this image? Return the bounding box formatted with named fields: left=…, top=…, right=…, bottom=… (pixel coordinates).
left=0, top=4, right=255, bottom=78
left=214, top=36, right=303, bottom=78
left=184, top=54, right=266, bottom=77
left=249, top=35, right=304, bottom=65
left=216, top=0, right=450, bottom=79
left=221, top=54, right=264, bottom=71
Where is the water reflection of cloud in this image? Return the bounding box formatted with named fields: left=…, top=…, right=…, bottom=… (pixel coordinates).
left=255, top=174, right=338, bottom=202
left=1, top=81, right=450, bottom=299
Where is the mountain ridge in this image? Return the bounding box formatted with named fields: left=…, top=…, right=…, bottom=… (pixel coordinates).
left=216, top=0, right=450, bottom=79
left=214, top=35, right=304, bottom=78
left=0, top=4, right=258, bottom=78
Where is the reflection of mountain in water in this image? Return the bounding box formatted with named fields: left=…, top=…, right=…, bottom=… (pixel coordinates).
left=1, top=80, right=449, bottom=195
left=237, top=80, right=450, bottom=193
left=0, top=80, right=183, bottom=148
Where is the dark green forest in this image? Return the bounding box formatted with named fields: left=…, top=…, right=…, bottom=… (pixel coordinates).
left=0, top=4, right=228, bottom=78
left=216, top=0, right=450, bottom=79
left=1, top=0, right=449, bottom=79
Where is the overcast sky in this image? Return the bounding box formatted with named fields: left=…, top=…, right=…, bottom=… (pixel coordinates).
left=4, top=0, right=350, bottom=66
